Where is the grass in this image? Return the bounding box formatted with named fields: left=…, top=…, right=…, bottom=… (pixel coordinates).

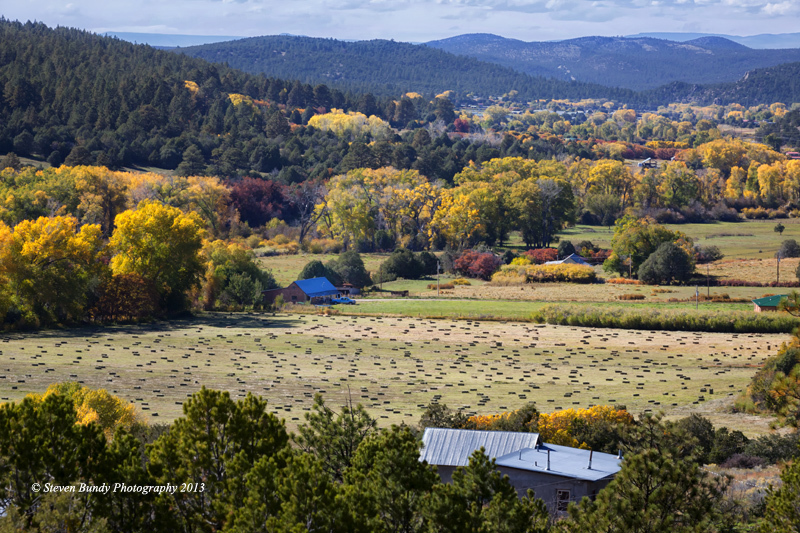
left=559, top=220, right=800, bottom=260
left=260, top=253, right=389, bottom=286
left=342, top=298, right=758, bottom=320
left=0, top=313, right=782, bottom=435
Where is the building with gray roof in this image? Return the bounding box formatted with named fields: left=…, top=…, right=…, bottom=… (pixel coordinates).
left=421, top=428, right=622, bottom=515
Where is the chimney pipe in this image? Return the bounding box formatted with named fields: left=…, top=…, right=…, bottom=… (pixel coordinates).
left=588, top=450, right=593, bottom=470
left=617, top=449, right=622, bottom=459
left=546, top=449, right=551, bottom=471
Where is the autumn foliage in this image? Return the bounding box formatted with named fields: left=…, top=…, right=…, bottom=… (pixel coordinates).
left=27, top=382, right=143, bottom=437
left=523, top=248, right=558, bottom=264
left=453, top=250, right=503, bottom=280
left=537, top=405, right=635, bottom=448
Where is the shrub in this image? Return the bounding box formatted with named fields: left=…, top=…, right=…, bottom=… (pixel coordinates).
left=454, top=250, right=502, bottom=280
left=452, top=278, right=472, bottom=286
left=638, top=242, right=694, bottom=285
left=531, top=304, right=800, bottom=333
left=417, top=251, right=439, bottom=276
left=743, top=432, right=800, bottom=464
left=742, top=207, right=770, bottom=219
left=510, top=256, right=532, bottom=266
left=376, top=248, right=425, bottom=282
left=778, top=239, right=800, bottom=258
left=557, top=240, right=576, bottom=259
left=537, top=405, right=634, bottom=451
left=304, top=238, right=342, bottom=254
left=605, top=278, right=642, bottom=285
left=618, top=293, right=645, bottom=300
left=694, top=245, right=724, bottom=264
left=501, top=250, right=517, bottom=265
left=329, top=251, right=372, bottom=287
left=523, top=248, right=557, bottom=264
left=719, top=454, right=766, bottom=469
left=427, top=283, right=454, bottom=290
left=466, top=403, right=540, bottom=433
left=492, top=263, right=597, bottom=284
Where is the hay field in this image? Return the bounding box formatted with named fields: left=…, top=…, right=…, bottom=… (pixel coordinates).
left=0, top=313, right=782, bottom=435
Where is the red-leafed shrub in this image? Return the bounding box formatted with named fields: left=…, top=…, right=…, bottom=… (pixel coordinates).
left=230, top=178, right=297, bottom=227
left=454, top=118, right=470, bottom=133
left=654, top=148, right=679, bottom=160
left=454, top=250, right=502, bottom=280
left=523, top=248, right=557, bottom=264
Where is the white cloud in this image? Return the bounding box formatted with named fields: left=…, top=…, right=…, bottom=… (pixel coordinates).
left=4, top=0, right=800, bottom=42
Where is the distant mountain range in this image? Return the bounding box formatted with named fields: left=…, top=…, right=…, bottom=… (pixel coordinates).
left=627, top=32, right=800, bottom=50
left=425, top=33, right=800, bottom=90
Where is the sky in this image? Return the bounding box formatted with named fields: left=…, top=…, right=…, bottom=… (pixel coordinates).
left=4, top=0, right=800, bottom=43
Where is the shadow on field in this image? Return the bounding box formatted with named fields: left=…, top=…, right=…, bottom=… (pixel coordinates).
left=0, top=312, right=303, bottom=341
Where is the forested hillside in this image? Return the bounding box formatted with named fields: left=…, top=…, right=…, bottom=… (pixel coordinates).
left=1, top=19, right=546, bottom=180
left=176, top=35, right=634, bottom=101
left=425, top=33, right=800, bottom=90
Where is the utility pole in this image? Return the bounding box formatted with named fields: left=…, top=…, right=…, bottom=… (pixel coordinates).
left=777, top=253, right=781, bottom=284
left=437, top=261, right=440, bottom=296
left=707, top=264, right=710, bottom=298
left=695, top=285, right=699, bottom=310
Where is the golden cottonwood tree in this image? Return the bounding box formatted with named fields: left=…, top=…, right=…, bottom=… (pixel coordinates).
left=429, top=191, right=481, bottom=249
left=71, top=166, right=129, bottom=235
left=110, top=200, right=206, bottom=312
left=186, top=175, right=231, bottom=237
left=0, top=216, right=106, bottom=325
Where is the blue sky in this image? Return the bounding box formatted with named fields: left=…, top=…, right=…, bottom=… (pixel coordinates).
left=5, top=0, right=800, bottom=42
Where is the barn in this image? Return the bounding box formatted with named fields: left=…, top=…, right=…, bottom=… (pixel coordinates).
left=420, top=428, right=622, bottom=514
left=752, top=294, right=788, bottom=312
left=262, top=277, right=341, bottom=305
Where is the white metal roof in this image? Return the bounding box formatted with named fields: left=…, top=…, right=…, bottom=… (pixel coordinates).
left=421, top=428, right=540, bottom=467
left=495, top=443, right=622, bottom=481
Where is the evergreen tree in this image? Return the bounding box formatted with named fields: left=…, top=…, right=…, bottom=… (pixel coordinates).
left=294, top=394, right=376, bottom=482
left=175, top=145, right=206, bottom=176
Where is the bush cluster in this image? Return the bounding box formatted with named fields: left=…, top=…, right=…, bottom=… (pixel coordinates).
left=427, top=283, right=454, bottom=290
left=453, top=250, right=502, bottom=280
left=742, top=207, right=788, bottom=219
left=491, top=263, right=597, bottom=285
left=531, top=304, right=799, bottom=333
left=618, top=293, right=646, bottom=300
left=605, top=277, right=642, bottom=285
left=522, top=248, right=557, bottom=264
left=694, top=244, right=724, bottom=264
left=374, top=249, right=437, bottom=283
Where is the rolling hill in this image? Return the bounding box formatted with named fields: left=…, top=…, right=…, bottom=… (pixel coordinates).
left=175, top=35, right=635, bottom=101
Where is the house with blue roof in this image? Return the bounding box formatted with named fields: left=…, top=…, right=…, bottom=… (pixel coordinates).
left=262, top=277, right=341, bottom=305
left=420, top=427, right=622, bottom=514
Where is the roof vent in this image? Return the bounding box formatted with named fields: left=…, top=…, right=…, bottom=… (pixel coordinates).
left=546, top=449, right=551, bottom=471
